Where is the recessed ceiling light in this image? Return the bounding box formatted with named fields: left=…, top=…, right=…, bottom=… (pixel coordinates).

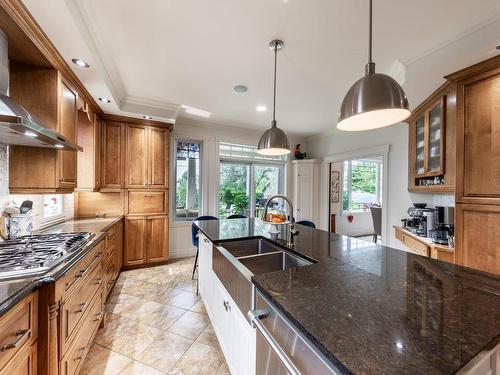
left=54, top=144, right=64, bottom=149
left=98, top=97, right=111, bottom=103
left=24, top=131, right=37, bottom=138
left=181, top=105, right=211, bottom=118
left=496, top=44, right=500, bottom=50
left=256, top=105, right=267, bottom=112
left=71, top=58, right=89, bottom=68
left=233, top=85, right=248, bottom=94
left=143, top=115, right=152, bottom=120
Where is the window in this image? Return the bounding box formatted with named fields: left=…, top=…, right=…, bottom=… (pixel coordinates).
left=342, top=158, right=382, bottom=213
left=175, top=140, right=201, bottom=221
left=219, top=143, right=285, bottom=219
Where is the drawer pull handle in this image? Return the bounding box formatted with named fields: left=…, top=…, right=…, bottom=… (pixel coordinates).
left=203, top=238, right=210, bottom=243
left=75, top=302, right=88, bottom=313
left=93, top=312, right=104, bottom=322
left=94, top=277, right=103, bottom=285
left=223, top=300, right=231, bottom=312
left=75, top=347, right=86, bottom=360
left=1, top=329, right=30, bottom=351
left=75, top=269, right=86, bottom=278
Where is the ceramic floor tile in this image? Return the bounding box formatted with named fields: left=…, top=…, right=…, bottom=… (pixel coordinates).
left=119, top=361, right=166, bottom=375
left=79, top=344, right=132, bottom=375
left=168, top=342, right=225, bottom=375
left=167, top=290, right=200, bottom=310
left=149, top=287, right=182, bottom=305
left=94, top=313, right=136, bottom=347
left=105, top=293, right=142, bottom=314
left=215, top=361, right=231, bottom=375
left=196, top=324, right=219, bottom=348
left=140, top=331, right=193, bottom=373
left=140, top=305, right=186, bottom=329
left=190, top=300, right=207, bottom=315
left=119, top=299, right=163, bottom=321
left=168, top=310, right=209, bottom=340
left=107, top=323, right=162, bottom=360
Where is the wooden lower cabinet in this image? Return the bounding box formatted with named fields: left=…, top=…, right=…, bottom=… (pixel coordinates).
left=455, top=203, right=500, bottom=275
left=124, top=216, right=168, bottom=267
left=0, top=292, right=38, bottom=375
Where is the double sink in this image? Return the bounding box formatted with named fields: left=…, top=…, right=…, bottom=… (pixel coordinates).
left=212, top=237, right=313, bottom=319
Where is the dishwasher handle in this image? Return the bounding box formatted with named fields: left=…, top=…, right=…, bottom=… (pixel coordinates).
left=248, top=309, right=302, bottom=375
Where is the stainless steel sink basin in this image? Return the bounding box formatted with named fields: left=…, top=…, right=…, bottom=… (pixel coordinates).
left=212, top=237, right=314, bottom=321
left=219, top=238, right=282, bottom=258
left=238, top=251, right=311, bottom=275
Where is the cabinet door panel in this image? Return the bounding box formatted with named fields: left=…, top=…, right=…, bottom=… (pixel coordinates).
left=124, top=217, right=146, bottom=265
left=146, top=216, right=168, bottom=262
left=461, top=75, right=500, bottom=199
left=101, top=121, right=124, bottom=188
left=58, top=80, right=77, bottom=188
left=125, top=124, right=148, bottom=188
left=297, top=175, right=313, bottom=221
left=149, top=127, right=169, bottom=188
left=456, top=203, right=500, bottom=275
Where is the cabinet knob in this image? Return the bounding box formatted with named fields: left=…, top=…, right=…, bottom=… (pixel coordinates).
left=203, top=238, right=210, bottom=243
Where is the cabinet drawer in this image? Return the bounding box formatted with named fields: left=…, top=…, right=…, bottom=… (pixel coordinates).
left=63, top=242, right=104, bottom=297
left=401, top=233, right=430, bottom=256
left=0, top=293, right=37, bottom=371
left=60, top=263, right=103, bottom=355
left=60, top=290, right=104, bottom=375
left=126, top=190, right=167, bottom=215
left=0, top=342, right=37, bottom=375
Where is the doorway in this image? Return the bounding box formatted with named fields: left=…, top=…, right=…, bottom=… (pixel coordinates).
left=324, top=145, right=389, bottom=244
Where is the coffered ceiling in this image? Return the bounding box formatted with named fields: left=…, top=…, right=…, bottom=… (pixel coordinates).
left=21, top=0, right=500, bottom=135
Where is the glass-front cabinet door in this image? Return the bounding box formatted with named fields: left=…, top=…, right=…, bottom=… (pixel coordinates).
left=414, top=97, right=445, bottom=178
left=415, top=116, right=425, bottom=176
left=427, top=100, right=445, bottom=175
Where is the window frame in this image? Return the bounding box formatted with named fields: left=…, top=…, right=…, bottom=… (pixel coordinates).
left=173, top=138, right=203, bottom=222
left=218, top=142, right=286, bottom=219
left=342, top=158, right=382, bottom=214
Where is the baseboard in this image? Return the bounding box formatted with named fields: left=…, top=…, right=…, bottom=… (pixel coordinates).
left=170, top=247, right=196, bottom=259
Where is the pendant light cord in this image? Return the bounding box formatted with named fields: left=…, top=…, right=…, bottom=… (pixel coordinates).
left=272, top=43, right=278, bottom=127
left=368, top=0, right=373, bottom=64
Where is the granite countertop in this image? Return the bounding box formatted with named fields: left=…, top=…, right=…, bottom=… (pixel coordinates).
left=0, top=216, right=123, bottom=317
left=195, top=218, right=500, bottom=375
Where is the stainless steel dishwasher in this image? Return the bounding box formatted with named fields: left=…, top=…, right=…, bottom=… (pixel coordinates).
left=249, top=290, right=341, bottom=375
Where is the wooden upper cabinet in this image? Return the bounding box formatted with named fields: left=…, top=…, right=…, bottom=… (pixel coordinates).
left=146, top=216, right=168, bottom=262
left=124, top=123, right=169, bottom=189
left=456, top=69, right=500, bottom=204
left=8, top=62, right=79, bottom=193
left=101, top=121, right=125, bottom=189
left=77, top=105, right=101, bottom=191
left=57, top=79, right=78, bottom=189
left=149, top=126, right=169, bottom=188
left=407, top=82, right=456, bottom=193
left=125, top=124, right=148, bottom=188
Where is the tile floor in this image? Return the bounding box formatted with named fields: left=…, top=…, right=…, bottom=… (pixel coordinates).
left=80, top=257, right=230, bottom=375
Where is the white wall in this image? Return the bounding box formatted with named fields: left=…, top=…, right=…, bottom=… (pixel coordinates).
left=307, top=19, right=500, bottom=250
left=169, top=119, right=308, bottom=259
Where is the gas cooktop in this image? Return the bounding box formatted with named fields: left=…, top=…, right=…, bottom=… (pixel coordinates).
left=0, top=232, right=93, bottom=279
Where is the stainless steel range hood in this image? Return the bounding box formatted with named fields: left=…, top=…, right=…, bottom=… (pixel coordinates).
left=0, top=29, right=82, bottom=151
left=0, top=95, right=82, bottom=151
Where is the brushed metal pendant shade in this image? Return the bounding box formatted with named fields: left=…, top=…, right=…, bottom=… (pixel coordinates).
left=337, top=0, right=410, bottom=131
left=257, top=40, right=290, bottom=156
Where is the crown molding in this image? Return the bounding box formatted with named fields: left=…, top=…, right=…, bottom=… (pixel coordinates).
left=102, top=112, right=174, bottom=129
left=120, top=95, right=181, bottom=120
left=0, top=0, right=103, bottom=114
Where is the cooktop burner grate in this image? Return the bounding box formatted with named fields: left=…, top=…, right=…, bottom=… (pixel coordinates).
left=0, top=231, right=93, bottom=279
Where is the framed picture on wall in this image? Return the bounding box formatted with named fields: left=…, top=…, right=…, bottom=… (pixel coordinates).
left=330, top=170, right=340, bottom=203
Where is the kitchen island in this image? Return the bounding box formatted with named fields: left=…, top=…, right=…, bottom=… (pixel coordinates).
left=195, top=218, right=500, bottom=375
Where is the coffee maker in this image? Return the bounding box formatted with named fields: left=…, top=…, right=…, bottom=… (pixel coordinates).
left=430, top=206, right=454, bottom=245
left=402, top=204, right=437, bottom=237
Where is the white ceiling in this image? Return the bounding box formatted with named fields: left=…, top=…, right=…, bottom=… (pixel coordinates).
left=21, top=0, right=500, bottom=136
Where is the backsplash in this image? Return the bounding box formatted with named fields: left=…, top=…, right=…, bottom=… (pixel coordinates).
left=0, top=144, right=8, bottom=204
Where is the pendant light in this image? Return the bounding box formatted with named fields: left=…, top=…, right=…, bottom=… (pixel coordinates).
left=257, top=40, right=290, bottom=155
left=337, top=0, right=410, bottom=131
